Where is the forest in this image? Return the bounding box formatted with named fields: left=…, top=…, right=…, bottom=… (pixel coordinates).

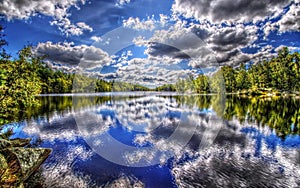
left=152, top=48, right=300, bottom=95
left=1, top=23, right=300, bottom=123
left=192, top=47, right=300, bottom=94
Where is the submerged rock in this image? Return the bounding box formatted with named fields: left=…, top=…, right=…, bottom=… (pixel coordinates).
left=0, top=138, right=51, bottom=187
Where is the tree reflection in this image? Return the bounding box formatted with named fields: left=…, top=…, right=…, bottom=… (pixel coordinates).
left=223, top=96, right=300, bottom=137
left=2, top=94, right=299, bottom=138
left=175, top=95, right=300, bottom=137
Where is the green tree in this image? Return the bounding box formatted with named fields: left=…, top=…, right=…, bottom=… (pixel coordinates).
left=194, top=74, right=210, bottom=93
left=0, top=46, right=42, bottom=110
left=292, top=52, right=300, bottom=90
left=209, top=69, right=225, bottom=94
left=235, top=63, right=250, bottom=90
left=221, top=66, right=237, bottom=92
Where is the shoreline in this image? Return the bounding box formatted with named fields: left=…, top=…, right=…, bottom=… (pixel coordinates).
left=37, top=90, right=300, bottom=98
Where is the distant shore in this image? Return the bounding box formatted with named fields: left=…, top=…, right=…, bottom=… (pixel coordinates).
left=38, top=90, right=300, bottom=98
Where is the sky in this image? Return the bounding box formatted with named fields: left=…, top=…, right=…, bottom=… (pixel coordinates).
left=0, top=0, right=300, bottom=87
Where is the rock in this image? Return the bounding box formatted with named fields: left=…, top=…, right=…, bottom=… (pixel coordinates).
left=0, top=138, right=51, bottom=187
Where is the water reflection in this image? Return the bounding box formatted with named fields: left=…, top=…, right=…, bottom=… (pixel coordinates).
left=73, top=95, right=223, bottom=167
left=223, top=96, right=300, bottom=137
left=1, top=94, right=300, bottom=187
left=173, top=118, right=300, bottom=187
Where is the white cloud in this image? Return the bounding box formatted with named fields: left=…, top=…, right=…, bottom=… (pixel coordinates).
left=133, top=21, right=214, bottom=64
left=263, top=3, right=300, bottom=37
left=275, top=45, right=300, bottom=52
left=111, top=57, right=194, bottom=87
left=263, top=21, right=276, bottom=38
left=77, top=22, right=93, bottom=32
left=0, top=0, right=93, bottom=36
left=118, top=1, right=296, bottom=69
left=159, top=14, right=169, bottom=27
left=217, top=50, right=251, bottom=67
left=132, top=19, right=258, bottom=67
left=207, top=24, right=258, bottom=52
left=116, top=0, right=131, bottom=6
left=123, top=16, right=156, bottom=31
left=34, top=41, right=112, bottom=71
left=50, top=19, right=93, bottom=36
left=215, top=45, right=277, bottom=67
left=127, top=13, right=291, bottom=69
left=172, top=0, right=291, bottom=24
left=90, top=36, right=103, bottom=42
left=277, top=3, right=300, bottom=32
left=0, top=0, right=76, bottom=20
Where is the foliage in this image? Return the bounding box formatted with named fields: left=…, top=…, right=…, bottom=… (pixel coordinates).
left=0, top=28, right=51, bottom=187
left=111, top=81, right=149, bottom=92
left=193, top=75, right=210, bottom=93
left=155, top=84, right=176, bottom=91
left=0, top=47, right=42, bottom=124
left=220, top=47, right=300, bottom=93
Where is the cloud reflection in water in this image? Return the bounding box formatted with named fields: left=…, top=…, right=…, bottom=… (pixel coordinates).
left=8, top=95, right=300, bottom=187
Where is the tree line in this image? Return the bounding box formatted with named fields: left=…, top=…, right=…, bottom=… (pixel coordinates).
left=192, top=47, right=300, bottom=94
left=156, top=47, right=300, bottom=94
left=175, top=95, right=300, bottom=137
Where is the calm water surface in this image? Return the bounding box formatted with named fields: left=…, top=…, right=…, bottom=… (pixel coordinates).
left=2, top=93, right=300, bottom=187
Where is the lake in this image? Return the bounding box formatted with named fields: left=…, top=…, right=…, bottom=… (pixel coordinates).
left=1, top=92, right=300, bottom=187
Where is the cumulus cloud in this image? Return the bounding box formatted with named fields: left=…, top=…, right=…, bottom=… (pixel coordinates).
left=216, top=45, right=277, bottom=67
left=277, top=3, right=300, bottom=32
left=123, top=16, right=156, bottom=31
left=132, top=21, right=216, bottom=68
left=263, top=3, right=300, bottom=37
left=0, top=0, right=75, bottom=20
left=0, top=0, right=93, bottom=36
left=145, top=43, right=190, bottom=59
left=131, top=19, right=258, bottom=68
left=251, top=45, right=276, bottom=62
left=34, top=41, right=112, bottom=71
left=77, top=22, right=93, bottom=32
left=275, top=45, right=300, bottom=52
left=172, top=0, right=291, bottom=24
left=207, top=25, right=258, bottom=52
left=146, top=24, right=208, bottom=58
left=50, top=19, right=93, bottom=36
left=121, top=1, right=297, bottom=69
left=126, top=12, right=295, bottom=69
left=111, top=57, right=194, bottom=87
left=216, top=50, right=251, bottom=67
left=116, top=0, right=131, bottom=6
left=90, top=36, right=103, bottom=42
left=263, top=21, right=276, bottom=37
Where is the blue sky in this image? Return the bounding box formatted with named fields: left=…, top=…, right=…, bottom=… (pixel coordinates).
left=0, top=0, right=300, bottom=87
